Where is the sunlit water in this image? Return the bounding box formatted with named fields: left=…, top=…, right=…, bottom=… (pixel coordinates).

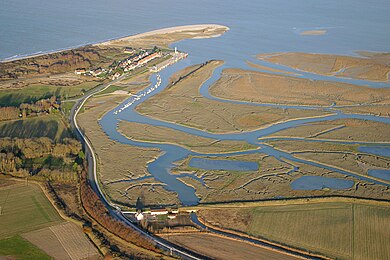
left=2, top=0, right=390, bottom=205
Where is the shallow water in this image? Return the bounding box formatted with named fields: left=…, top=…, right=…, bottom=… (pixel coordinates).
left=291, top=176, right=354, bottom=190
left=368, top=169, right=390, bottom=181
left=359, top=146, right=390, bottom=157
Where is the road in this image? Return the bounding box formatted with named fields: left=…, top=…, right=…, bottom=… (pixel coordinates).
left=69, top=76, right=205, bottom=260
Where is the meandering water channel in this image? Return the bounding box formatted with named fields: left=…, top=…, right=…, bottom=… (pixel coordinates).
left=98, top=40, right=390, bottom=205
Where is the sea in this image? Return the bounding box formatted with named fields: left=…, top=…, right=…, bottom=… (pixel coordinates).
left=1, top=0, right=390, bottom=61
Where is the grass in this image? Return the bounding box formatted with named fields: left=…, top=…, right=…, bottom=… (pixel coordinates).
left=0, top=114, right=71, bottom=142
left=0, top=81, right=99, bottom=107
left=0, top=183, right=63, bottom=239
left=0, top=235, right=51, bottom=260
left=60, top=100, right=76, bottom=119
left=98, top=85, right=125, bottom=95
left=199, top=202, right=390, bottom=259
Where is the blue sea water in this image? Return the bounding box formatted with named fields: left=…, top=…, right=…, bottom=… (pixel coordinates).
left=1, top=0, right=390, bottom=60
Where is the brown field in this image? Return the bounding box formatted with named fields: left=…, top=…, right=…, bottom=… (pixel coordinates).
left=198, top=201, right=390, bottom=260
left=118, top=121, right=256, bottom=154
left=0, top=176, right=16, bottom=188
left=209, top=68, right=390, bottom=106
left=50, top=182, right=83, bottom=216
left=136, top=61, right=328, bottom=133
left=267, top=118, right=390, bottom=142
left=160, top=232, right=298, bottom=260
left=23, top=222, right=101, bottom=260
left=260, top=52, right=390, bottom=82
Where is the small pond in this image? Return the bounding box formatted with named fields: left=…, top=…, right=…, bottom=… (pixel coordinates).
left=291, top=176, right=354, bottom=190
left=189, top=157, right=259, bottom=171
left=368, top=169, right=390, bottom=181
left=358, top=146, right=390, bottom=157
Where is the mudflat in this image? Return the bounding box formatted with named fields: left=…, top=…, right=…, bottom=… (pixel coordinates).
left=259, top=52, right=390, bottom=82
left=209, top=68, right=390, bottom=106
left=118, top=121, right=256, bottom=154
left=136, top=61, right=328, bottom=133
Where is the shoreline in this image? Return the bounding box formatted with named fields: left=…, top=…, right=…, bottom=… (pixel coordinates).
left=1, top=24, right=229, bottom=63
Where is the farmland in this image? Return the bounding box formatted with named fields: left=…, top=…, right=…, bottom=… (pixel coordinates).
left=0, top=80, right=101, bottom=107
left=23, top=222, right=101, bottom=260
left=0, top=114, right=72, bottom=142
left=198, top=201, right=390, bottom=259
left=0, top=183, right=63, bottom=239
left=0, top=235, right=51, bottom=260
left=160, top=232, right=298, bottom=260
left=0, top=181, right=101, bottom=259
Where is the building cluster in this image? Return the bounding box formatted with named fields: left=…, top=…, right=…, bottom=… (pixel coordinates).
left=133, top=207, right=179, bottom=222
left=74, top=67, right=106, bottom=77
left=75, top=48, right=164, bottom=80
left=150, top=49, right=188, bottom=72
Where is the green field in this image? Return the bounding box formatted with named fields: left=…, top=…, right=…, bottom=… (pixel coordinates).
left=0, top=235, right=51, bottom=260
left=0, top=81, right=100, bottom=107
left=0, top=114, right=72, bottom=141
left=60, top=100, right=76, bottom=119
left=98, top=85, right=126, bottom=95
left=200, top=202, right=390, bottom=260
left=0, top=183, right=63, bottom=239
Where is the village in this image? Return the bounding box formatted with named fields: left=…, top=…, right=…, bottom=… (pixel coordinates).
left=122, top=206, right=197, bottom=234
left=75, top=46, right=188, bottom=80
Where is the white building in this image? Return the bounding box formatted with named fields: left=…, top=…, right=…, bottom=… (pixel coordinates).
left=135, top=212, right=144, bottom=221
left=150, top=208, right=169, bottom=215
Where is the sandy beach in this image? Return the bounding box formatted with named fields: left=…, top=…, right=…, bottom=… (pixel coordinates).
left=300, top=30, right=327, bottom=36
left=100, top=24, right=229, bottom=44
left=2, top=24, right=229, bottom=63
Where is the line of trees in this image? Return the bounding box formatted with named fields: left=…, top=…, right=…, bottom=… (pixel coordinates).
left=79, top=170, right=158, bottom=252
left=0, top=137, right=83, bottom=182
left=0, top=96, right=59, bottom=121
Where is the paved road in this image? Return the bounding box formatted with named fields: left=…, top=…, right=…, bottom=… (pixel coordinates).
left=69, top=76, right=205, bottom=260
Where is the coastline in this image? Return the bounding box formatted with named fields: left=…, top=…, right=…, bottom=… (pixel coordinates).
left=0, top=24, right=229, bottom=63
left=99, top=24, right=229, bottom=45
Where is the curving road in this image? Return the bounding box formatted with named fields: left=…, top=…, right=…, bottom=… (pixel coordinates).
left=69, top=77, right=206, bottom=260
